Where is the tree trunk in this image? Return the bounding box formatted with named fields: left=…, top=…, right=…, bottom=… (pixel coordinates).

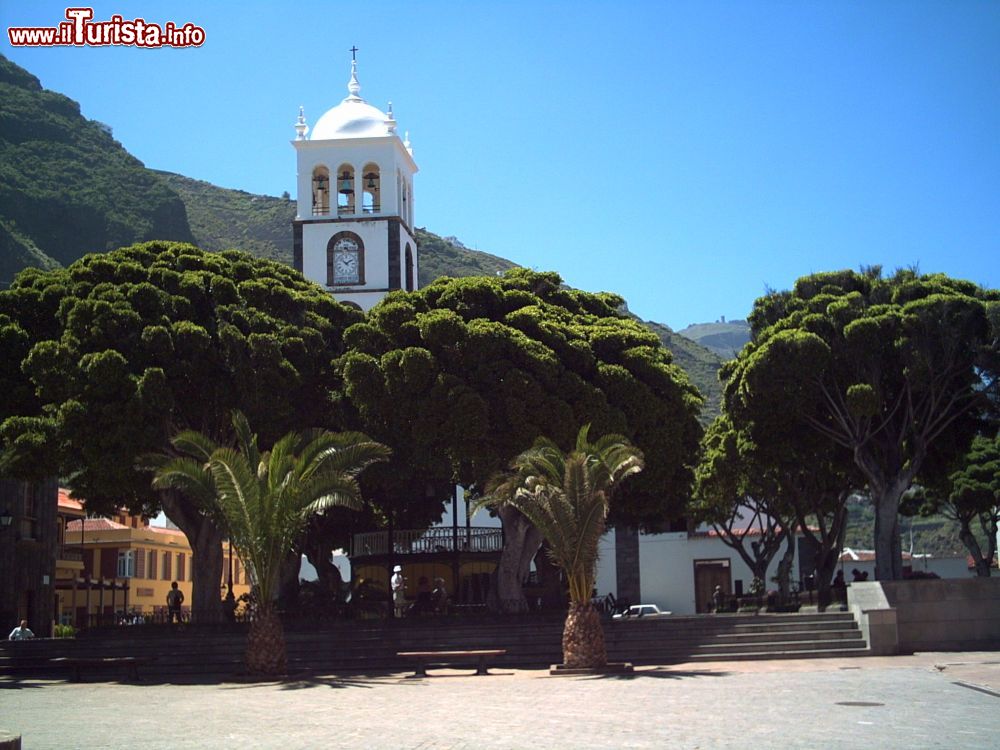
left=958, top=518, right=992, bottom=578
left=276, top=551, right=302, bottom=611
left=246, top=602, right=287, bottom=676
left=776, top=536, right=795, bottom=602
left=814, top=545, right=840, bottom=609
left=792, top=490, right=849, bottom=609
left=160, top=490, right=224, bottom=623
left=562, top=602, right=606, bottom=668
left=488, top=505, right=543, bottom=613
left=533, top=542, right=565, bottom=611
left=872, top=480, right=907, bottom=580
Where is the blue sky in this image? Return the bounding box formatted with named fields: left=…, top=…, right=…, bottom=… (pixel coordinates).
left=3, top=1, right=998, bottom=330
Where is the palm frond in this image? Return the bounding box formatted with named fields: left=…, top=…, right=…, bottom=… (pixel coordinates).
left=170, top=430, right=221, bottom=462
left=483, top=425, right=643, bottom=604
left=149, top=456, right=217, bottom=507
left=231, top=410, right=260, bottom=470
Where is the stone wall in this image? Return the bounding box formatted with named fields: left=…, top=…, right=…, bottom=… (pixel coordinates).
left=849, top=578, right=1000, bottom=654
left=881, top=578, right=1000, bottom=652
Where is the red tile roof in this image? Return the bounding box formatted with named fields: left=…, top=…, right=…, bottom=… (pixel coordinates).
left=66, top=518, right=128, bottom=532
left=58, top=488, right=84, bottom=512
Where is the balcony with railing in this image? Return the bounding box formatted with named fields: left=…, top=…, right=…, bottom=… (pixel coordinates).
left=350, top=526, right=503, bottom=558
left=58, top=546, right=83, bottom=563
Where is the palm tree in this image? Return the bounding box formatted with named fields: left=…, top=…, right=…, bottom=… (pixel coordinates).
left=478, top=425, right=643, bottom=669
left=152, top=411, right=389, bottom=676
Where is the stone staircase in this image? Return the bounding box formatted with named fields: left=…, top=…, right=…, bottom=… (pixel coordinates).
left=605, top=611, right=868, bottom=663
left=0, top=611, right=867, bottom=681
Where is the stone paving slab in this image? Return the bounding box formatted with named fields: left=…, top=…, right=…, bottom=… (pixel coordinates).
left=1, top=652, right=998, bottom=749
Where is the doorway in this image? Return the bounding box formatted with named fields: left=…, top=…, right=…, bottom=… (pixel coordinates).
left=693, top=559, right=731, bottom=613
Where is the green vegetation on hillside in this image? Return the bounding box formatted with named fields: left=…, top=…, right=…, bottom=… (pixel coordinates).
left=641, top=319, right=723, bottom=421
left=0, top=55, right=193, bottom=287
left=155, top=171, right=296, bottom=264
left=844, top=499, right=969, bottom=560
left=415, top=229, right=517, bottom=286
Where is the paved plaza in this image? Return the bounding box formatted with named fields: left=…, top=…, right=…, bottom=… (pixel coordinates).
left=2, top=652, right=999, bottom=749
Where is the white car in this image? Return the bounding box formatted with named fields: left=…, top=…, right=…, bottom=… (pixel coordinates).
left=612, top=604, right=670, bottom=619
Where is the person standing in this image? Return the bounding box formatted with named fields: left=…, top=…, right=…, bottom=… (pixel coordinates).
left=166, top=581, right=184, bottom=623
left=390, top=565, right=405, bottom=618
left=712, top=585, right=725, bottom=613
left=431, top=577, right=449, bottom=615
left=8, top=619, right=35, bottom=640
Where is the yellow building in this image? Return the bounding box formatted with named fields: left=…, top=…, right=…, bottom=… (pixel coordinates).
left=56, top=490, right=250, bottom=627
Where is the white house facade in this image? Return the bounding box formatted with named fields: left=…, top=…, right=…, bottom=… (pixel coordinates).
left=595, top=528, right=807, bottom=616
left=291, top=58, right=418, bottom=311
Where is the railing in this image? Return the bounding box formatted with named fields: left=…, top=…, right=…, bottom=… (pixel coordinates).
left=351, top=527, right=503, bottom=557
left=58, top=546, right=83, bottom=562
left=312, top=205, right=330, bottom=216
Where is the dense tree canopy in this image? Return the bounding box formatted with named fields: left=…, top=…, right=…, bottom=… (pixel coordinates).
left=0, top=241, right=361, bottom=619
left=909, top=431, right=1000, bottom=576
left=724, top=268, right=998, bottom=579
left=337, top=270, right=704, bottom=609
left=341, top=269, right=703, bottom=525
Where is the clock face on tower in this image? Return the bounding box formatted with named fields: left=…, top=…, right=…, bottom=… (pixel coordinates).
left=332, top=236, right=361, bottom=285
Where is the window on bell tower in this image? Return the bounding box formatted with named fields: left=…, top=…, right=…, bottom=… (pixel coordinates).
left=312, top=166, right=330, bottom=216
left=336, top=164, right=355, bottom=216
left=362, top=163, right=380, bottom=214
left=405, top=243, right=414, bottom=291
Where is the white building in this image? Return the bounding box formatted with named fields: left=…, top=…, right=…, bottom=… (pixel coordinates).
left=838, top=547, right=974, bottom=581
left=291, top=56, right=419, bottom=311
left=595, top=527, right=807, bottom=615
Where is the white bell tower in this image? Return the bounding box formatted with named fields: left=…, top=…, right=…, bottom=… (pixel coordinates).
left=291, top=54, right=418, bottom=311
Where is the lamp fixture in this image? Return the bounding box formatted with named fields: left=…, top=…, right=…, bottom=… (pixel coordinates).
left=0, top=509, right=12, bottom=528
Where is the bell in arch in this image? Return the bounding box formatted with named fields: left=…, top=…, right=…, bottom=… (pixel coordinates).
left=338, top=171, right=354, bottom=195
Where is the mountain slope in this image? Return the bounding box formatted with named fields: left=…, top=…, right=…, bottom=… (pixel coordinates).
left=678, top=320, right=751, bottom=360
left=415, top=230, right=517, bottom=286
left=0, top=55, right=193, bottom=288
left=155, top=171, right=295, bottom=264
left=641, top=320, right=723, bottom=421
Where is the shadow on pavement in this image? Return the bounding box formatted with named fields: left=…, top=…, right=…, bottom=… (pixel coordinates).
left=0, top=678, right=47, bottom=690
left=583, top=667, right=731, bottom=681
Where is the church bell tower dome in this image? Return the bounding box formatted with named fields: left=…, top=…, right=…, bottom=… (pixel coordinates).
left=291, top=51, right=418, bottom=313
left=311, top=61, right=397, bottom=140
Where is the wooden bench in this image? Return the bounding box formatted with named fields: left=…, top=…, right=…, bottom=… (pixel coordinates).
left=50, top=656, right=154, bottom=682
left=396, top=649, right=506, bottom=677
